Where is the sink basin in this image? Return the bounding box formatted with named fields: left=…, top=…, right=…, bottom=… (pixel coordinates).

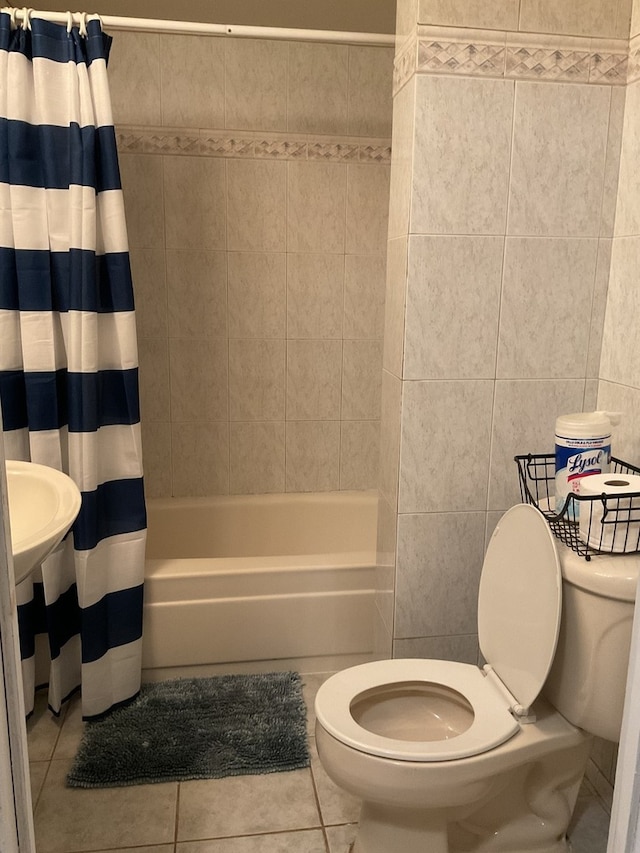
left=5, top=461, right=82, bottom=584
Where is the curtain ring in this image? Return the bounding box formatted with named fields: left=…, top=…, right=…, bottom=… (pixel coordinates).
left=8, top=8, right=18, bottom=29
left=20, top=7, right=33, bottom=30
left=78, top=11, right=87, bottom=38
left=66, top=11, right=73, bottom=33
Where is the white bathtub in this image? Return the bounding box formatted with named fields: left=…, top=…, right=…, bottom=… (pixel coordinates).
left=142, top=490, right=378, bottom=677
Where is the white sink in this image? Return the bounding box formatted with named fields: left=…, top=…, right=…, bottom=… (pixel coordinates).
left=5, top=461, right=82, bottom=584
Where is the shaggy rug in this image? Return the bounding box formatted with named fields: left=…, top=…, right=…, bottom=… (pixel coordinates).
left=67, top=671, right=309, bottom=788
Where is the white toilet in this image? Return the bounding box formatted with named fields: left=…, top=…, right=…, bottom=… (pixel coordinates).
left=314, top=504, right=639, bottom=853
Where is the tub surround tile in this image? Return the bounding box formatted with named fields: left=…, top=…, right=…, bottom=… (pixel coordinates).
left=138, top=338, right=170, bottom=423
left=160, top=35, right=225, bottom=128
left=615, top=80, right=640, bottom=236
left=172, top=423, right=230, bottom=497
left=287, top=162, right=347, bottom=254
left=347, top=46, right=395, bottom=138
left=519, top=0, right=620, bottom=39
left=120, top=154, right=165, bottom=249
left=504, top=32, right=592, bottom=84
left=418, top=0, right=520, bottom=31
left=379, top=370, right=403, bottom=509
left=600, top=237, right=640, bottom=387
left=229, top=422, right=285, bottom=494
left=288, top=43, right=349, bottom=135
left=507, top=82, right=611, bottom=237
left=387, top=76, right=415, bottom=240
left=411, top=75, right=514, bottom=235
left=343, top=254, right=386, bottom=340
left=167, top=250, right=227, bottom=339
left=286, top=340, right=343, bottom=421
left=163, top=156, right=227, bottom=250
left=287, top=254, right=344, bottom=339
left=382, top=237, right=408, bottom=378
left=497, top=238, right=599, bottom=379
left=141, top=421, right=172, bottom=498
left=395, top=511, right=486, bottom=638
left=285, top=420, right=340, bottom=492
left=177, top=769, right=320, bottom=840
left=341, top=340, right=383, bottom=421
left=227, top=159, right=287, bottom=252
left=169, top=338, right=229, bottom=423
left=346, top=164, right=391, bottom=255
left=488, top=379, right=586, bottom=511
left=224, top=38, right=288, bottom=131
left=340, top=420, right=381, bottom=491
left=398, top=380, right=494, bottom=514
left=109, top=32, right=161, bottom=127
left=417, top=27, right=507, bottom=78
left=130, top=248, right=168, bottom=339
left=229, top=339, right=286, bottom=422
left=589, top=241, right=613, bottom=380
left=403, top=235, right=503, bottom=380
left=601, top=86, right=626, bottom=235
left=227, top=252, right=286, bottom=339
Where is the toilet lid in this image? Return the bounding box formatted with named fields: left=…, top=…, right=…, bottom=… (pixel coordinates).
left=478, top=504, right=562, bottom=711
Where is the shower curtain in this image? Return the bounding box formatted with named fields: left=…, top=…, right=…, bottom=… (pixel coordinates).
left=0, top=10, right=146, bottom=719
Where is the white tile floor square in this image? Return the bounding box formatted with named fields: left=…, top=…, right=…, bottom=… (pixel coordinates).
left=27, top=672, right=611, bottom=853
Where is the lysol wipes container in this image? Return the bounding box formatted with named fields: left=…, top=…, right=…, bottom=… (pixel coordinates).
left=555, top=411, right=620, bottom=520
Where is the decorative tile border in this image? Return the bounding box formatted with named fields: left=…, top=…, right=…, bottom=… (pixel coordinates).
left=116, top=127, right=391, bottom=164
left=394, top=26, right=630, bottom=92
left=629, top=33, right=640, bottom=84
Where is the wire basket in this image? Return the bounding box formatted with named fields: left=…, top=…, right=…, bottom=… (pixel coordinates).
left=515, top=454, right=640, bottom=560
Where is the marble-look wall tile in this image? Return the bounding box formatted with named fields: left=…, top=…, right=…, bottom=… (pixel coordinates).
left=346, top=165, right=391, bottom=255
left=287, top=254, right=344, bottom=339
left=519, top=0, right=620, bottom=38
left=229, top=422, right=285, bottom=494
left=130, top=249, right=167, bottom=339
left=388, top=77, right=416, bottom=241
left=286, top=340, right=343, bottom=420
left=587, top=240, right=613, bottom=379
left=597, top=381, right=640, bottom=465
left=418, top=0, right=520, bottom=30
left=228, top=339, right=286, bottom=421
left=508, top=82, right=611, bottom=237
left=404, top=235, right=503, bottom=380
left=497, top=238, right=599, bottom=379
left=396, top=0, right=420, bottom=44
left=383, top=237, right=408, bottom=378
left=393, top=634, right=479, bottom=665
left=344, top=255, right=386, bottom=340
left=347, top=47, right=394, bottom=138
left=411, top=75, right=514, bottom=235
left=225, top=38, right=288, bottom=132
left=172, top=422, right=229, bottom=496
left=618, top=0, right=634, bottom=38
left=488, top=379, right=586, bottom=511
left=601, top=87, right=626, bottom=237
left=395, top=511, right=486, bottom=638
left=376, top=493, right=397, bottom=634
left=166, top=251, right=227, bottom=339
left=169, top=338, right=229, bottom=422
left=615, top=80, right=640, bottom=237
left=137, top=338, right=170, bottom=423
left=288, top=43, right=349, bottom=135
left=119, top=155, right=164, bottom=249
left=163, top=157, right=226, bottom=250
left=342, top=340, right=383, bottom=420
left=109, top=32, right=161, bottom=126
left=227, top=160, right=287, bottom=252
left=227, top=253, right=286, bottom=339
left=287, top=162, right=347, bottom=254
left=379, top=370, right=403, bottom=508
left=600, top=237, right=640, bottom=387
left=633, top=0, right=640, bottom=38
left=160, top=35, right=225, bottom=128
left=141, top=421, right=171, bottom=498
left=285, top=421, right=340, bottom=492
left=340, top=420, right=381, bottom=490
left=399, top=380, right=494, bottom=513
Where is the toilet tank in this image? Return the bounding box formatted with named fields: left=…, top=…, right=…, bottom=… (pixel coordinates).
left=543, top=544, right=639, bottom=743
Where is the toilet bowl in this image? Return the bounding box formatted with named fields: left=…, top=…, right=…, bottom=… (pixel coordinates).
left=314, top=504, right=637, bottom=853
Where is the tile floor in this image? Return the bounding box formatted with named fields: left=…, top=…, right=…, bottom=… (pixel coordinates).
left=27, top=672, right=612, bottom=853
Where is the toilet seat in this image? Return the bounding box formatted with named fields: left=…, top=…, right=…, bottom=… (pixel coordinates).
left=316, top=658, right=520, bottom=761
left=315, top=504, right=564, bottom=762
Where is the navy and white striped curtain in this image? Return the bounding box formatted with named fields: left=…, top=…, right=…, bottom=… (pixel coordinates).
left=0, top=10, right=146, bottom=719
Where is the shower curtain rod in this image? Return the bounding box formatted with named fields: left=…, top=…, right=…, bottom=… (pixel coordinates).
left=1, top=7, right=395, bottom=46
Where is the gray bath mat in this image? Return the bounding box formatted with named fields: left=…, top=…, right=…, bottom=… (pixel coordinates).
left=67, top=671, right=309, bottom=788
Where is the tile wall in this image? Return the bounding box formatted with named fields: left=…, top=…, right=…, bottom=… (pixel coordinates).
left=109, top=32, right=394, bottom=497
left=380, top=0, right=630, bottom=667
